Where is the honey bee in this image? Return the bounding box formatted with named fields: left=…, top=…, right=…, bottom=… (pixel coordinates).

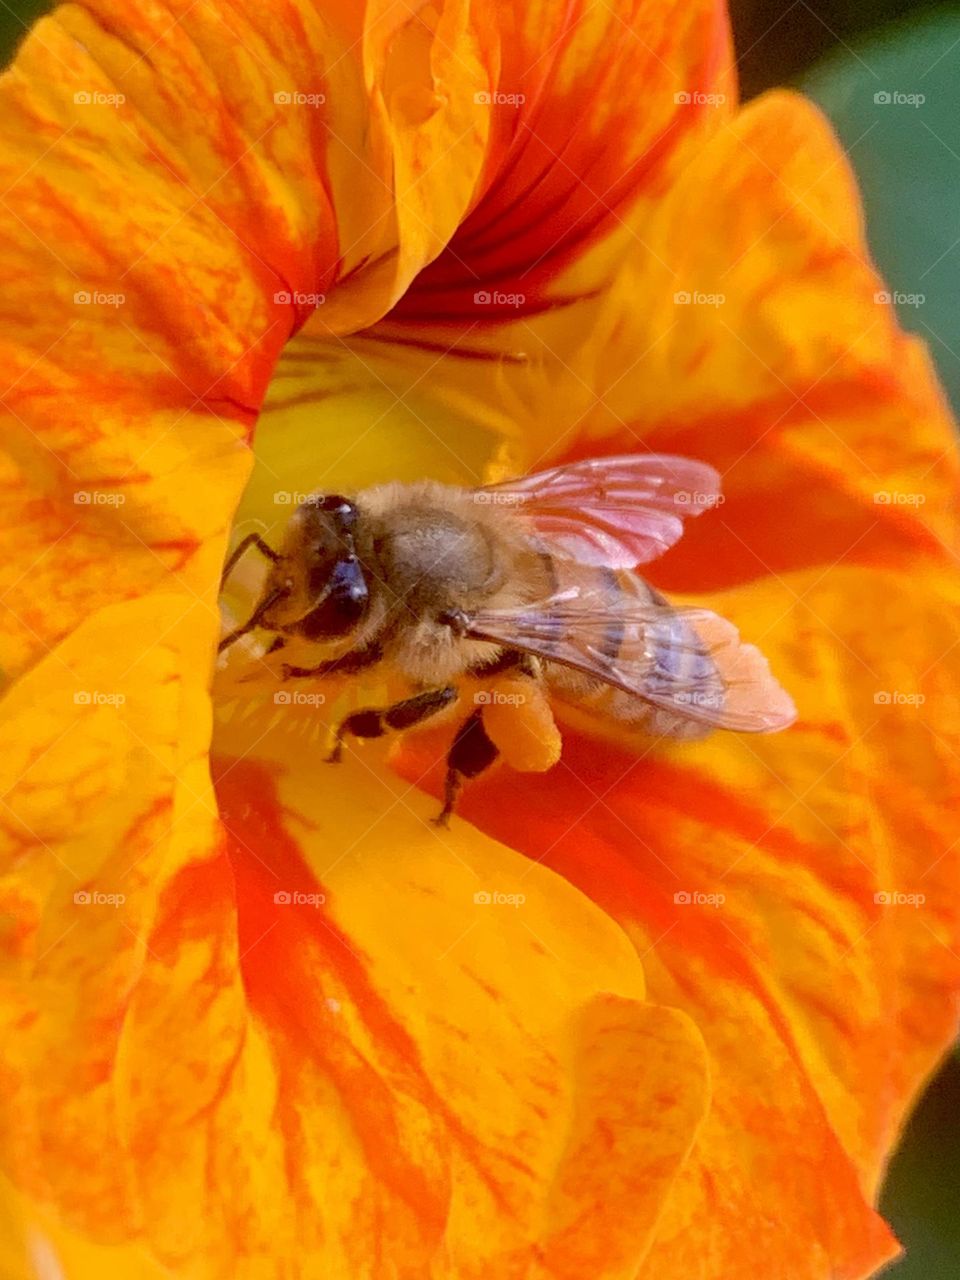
left=219, top=455, right=796, bottom=823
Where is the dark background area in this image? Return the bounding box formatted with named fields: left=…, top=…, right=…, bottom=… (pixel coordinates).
left=731, top=0, right=950, bottom=95
left=0, top=2, right=958, bottom=1278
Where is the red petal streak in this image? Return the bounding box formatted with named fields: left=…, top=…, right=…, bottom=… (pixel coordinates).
left=389, top=1, right=731, bottom=326
left=212, top=757, right=521, bottom=1226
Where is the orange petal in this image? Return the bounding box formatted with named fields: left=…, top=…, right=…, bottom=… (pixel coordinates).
left=0, top=0, right=502, bottom=673
left=3, top=1, right=958, bottom=1278
left=400, top=566, right=960, bottom=1279
left=530, top=92, right=960, bottom=586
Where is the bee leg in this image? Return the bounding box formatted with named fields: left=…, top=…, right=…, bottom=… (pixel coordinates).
left=282, top=642, right=383, bottom=680
left=219, top=533, right=280, bottom=590
left=434, top=709, right=500, bottom=828
left=217, top=584, right=289, bottom=654
left=326, top=686, right=458, bottom=764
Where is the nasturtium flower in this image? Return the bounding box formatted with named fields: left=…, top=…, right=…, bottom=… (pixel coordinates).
left=1, top=1, right=958, bottom=1278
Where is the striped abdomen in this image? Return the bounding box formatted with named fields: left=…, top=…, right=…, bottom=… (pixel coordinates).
left=536, top=555, right=720, bottom=739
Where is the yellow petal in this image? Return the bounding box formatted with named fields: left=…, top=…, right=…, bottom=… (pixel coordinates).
left=0, top=620, right=712, bottom=1274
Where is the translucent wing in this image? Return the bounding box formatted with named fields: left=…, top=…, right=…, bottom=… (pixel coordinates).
left=479, top=454, right=722, bottom=568
left=461, top=590, right=797, bottom=734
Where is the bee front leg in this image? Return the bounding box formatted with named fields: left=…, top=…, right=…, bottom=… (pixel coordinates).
left=281, top=642, right=383, bottom=680
left=218, top=583, right=289, bottom=654
left=434, top=709, right=500, bottom=828
left=220, top=532, right=280, bottom=590
left=326, top=686, right=458, bottom=765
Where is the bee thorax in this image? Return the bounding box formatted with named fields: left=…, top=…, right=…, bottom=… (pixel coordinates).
left=388, top=622, right=493, bottom=686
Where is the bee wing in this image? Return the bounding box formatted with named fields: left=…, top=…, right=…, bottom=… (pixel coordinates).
left=462, top=593, right=797, bottom=734
left=479, top=454, right=722, bottom=568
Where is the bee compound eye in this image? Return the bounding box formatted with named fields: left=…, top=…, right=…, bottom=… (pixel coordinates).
left=314, top=494, right=357, bottom=525
left=297, top=554, right=369, bottom=640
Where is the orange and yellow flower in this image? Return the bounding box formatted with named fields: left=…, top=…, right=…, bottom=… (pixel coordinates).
left=1, top=2, right=958, bottom=1278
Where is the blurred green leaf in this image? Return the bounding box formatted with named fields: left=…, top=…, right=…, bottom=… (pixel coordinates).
left=874, top=1049, right=960, bottom=1279
left=801, top=8, right=960, bottom=416
left=731, top=0, right=948, bottom=97
left=0, top=0, right=50, bottom=70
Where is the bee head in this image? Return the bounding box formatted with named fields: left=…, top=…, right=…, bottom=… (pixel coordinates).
left=285, top=494, right=370, bottom=639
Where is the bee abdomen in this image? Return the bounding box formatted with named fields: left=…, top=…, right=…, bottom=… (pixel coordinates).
left=544, top=568, right=719, bottom=739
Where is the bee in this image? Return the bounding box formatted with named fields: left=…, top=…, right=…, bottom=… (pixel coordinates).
left=219, top=454, right=796, bottom=824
